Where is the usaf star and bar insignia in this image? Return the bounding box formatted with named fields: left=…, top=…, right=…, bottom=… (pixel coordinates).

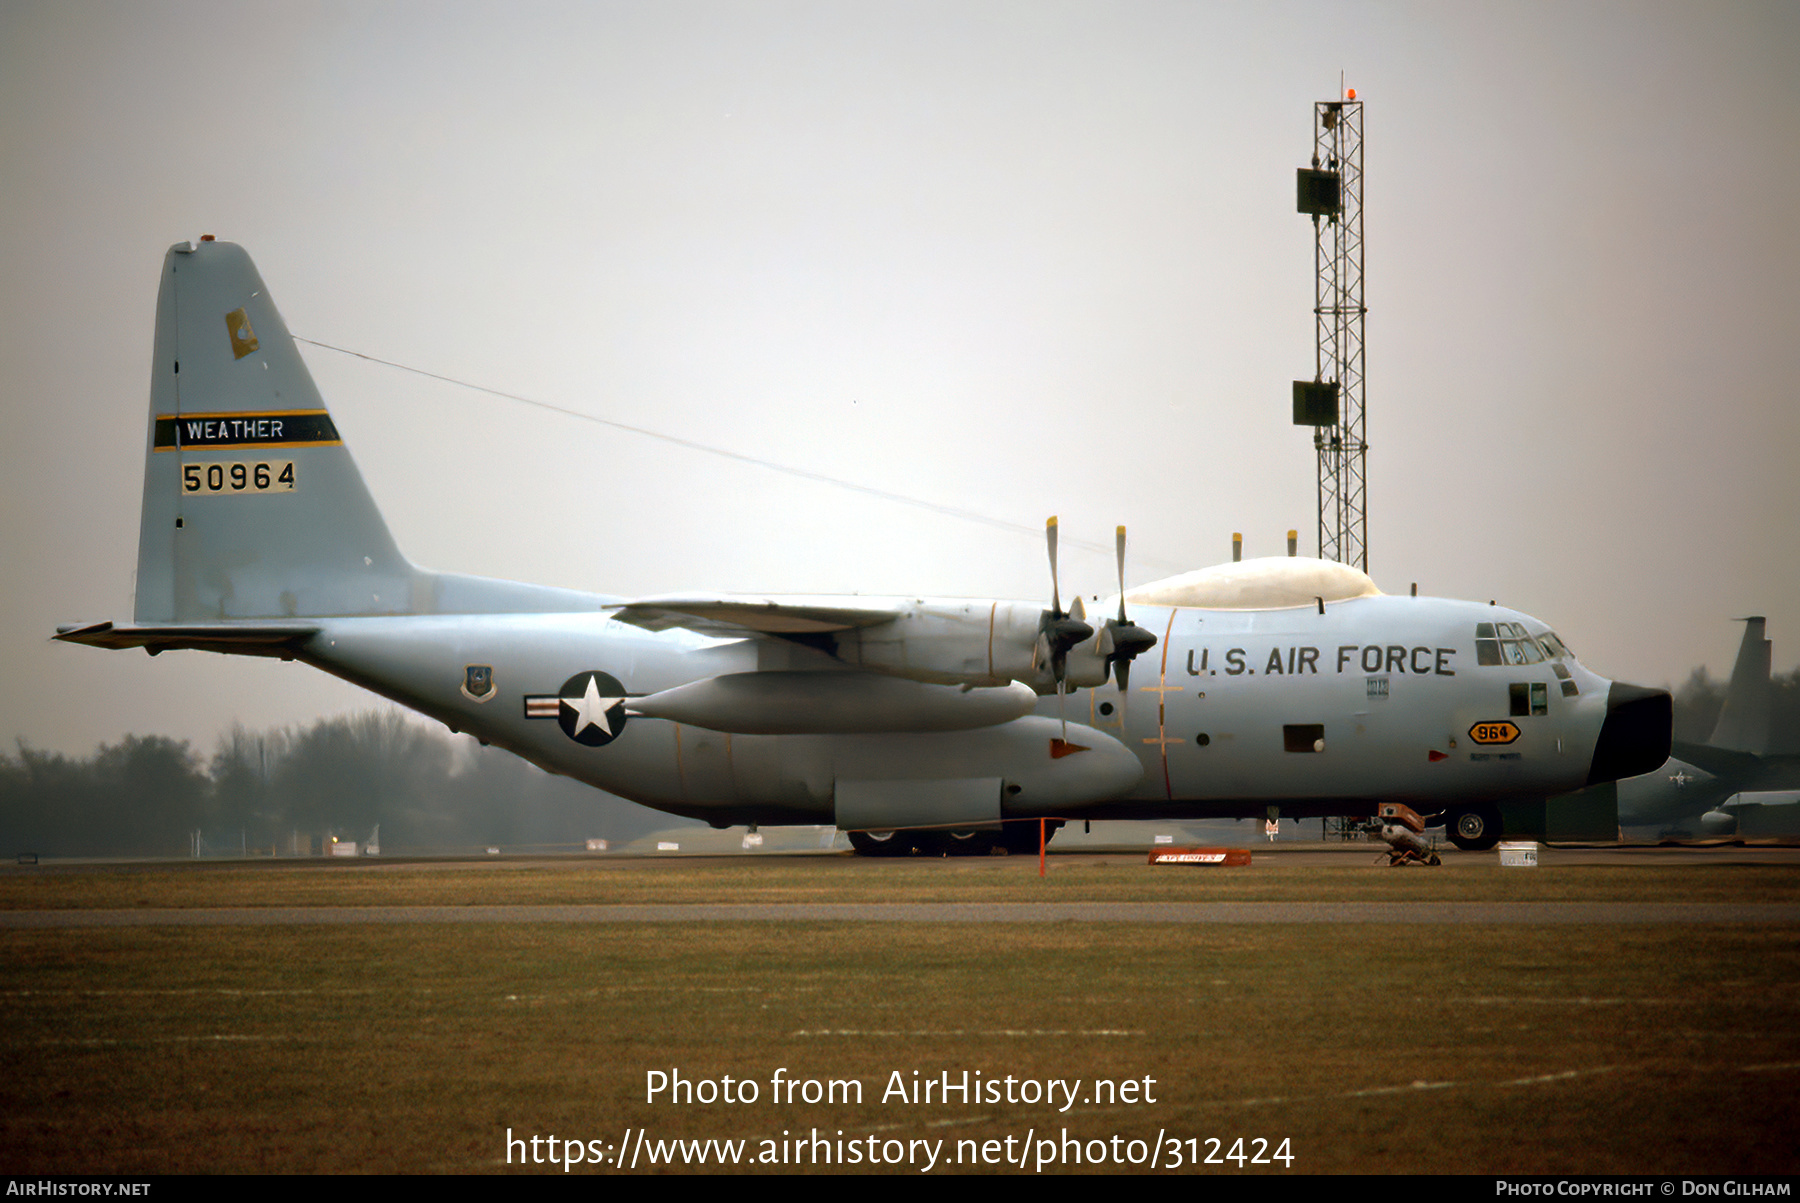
left=524, top=671, right=630, bottom=747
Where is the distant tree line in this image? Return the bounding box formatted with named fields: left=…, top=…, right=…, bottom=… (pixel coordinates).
left=1, top=710, right=684, bottom=859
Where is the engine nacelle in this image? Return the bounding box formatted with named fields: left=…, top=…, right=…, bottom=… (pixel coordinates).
left=826, top=601, right=1115, bottom=694
left=1700, top=808, right=1738, bottom=837
left=832, top=601, right=1043, bottom=688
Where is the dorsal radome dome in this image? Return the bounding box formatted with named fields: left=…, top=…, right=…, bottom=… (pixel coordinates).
left=1123, top=556, right=1382, bottom=611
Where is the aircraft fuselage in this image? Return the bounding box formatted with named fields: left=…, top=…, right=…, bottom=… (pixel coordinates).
left=297, top=592, right=1617, bottom=828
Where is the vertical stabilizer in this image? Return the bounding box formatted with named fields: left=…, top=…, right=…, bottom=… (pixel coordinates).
left=134, top=240, right=419, bottom=622
left=1709, top=617, right=1771, bottom=755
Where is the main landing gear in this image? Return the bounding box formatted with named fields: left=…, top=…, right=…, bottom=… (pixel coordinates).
left=846, top=822, right=1062, bottom=857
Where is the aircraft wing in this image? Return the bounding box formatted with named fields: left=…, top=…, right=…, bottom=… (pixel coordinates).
left=54, top=621, right=320, bottom=657
left=1719, top=790, right=1800, bottom=809
left=610, top=594, right=912, bottom=637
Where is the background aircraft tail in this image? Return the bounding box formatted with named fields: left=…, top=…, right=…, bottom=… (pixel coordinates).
left=1708, top=617, right=1771, bottom=755
left=134, top=239, right=418, bottom=622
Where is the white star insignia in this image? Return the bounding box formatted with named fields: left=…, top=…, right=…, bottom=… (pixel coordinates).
left=564, top=675, right=623, bottom=738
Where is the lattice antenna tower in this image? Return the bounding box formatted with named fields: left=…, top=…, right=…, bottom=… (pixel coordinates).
left=1292, top=94, right=1367, bottom=571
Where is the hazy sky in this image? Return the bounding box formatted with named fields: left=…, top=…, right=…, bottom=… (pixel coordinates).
left=3, top=1, right=1797, bottom=756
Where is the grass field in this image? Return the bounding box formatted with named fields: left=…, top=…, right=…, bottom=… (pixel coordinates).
left=2, top=853, right=1796, bottom=1175
left=6, top=849, right=1800, bottom=908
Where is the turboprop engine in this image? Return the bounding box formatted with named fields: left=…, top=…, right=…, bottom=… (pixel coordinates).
left=829, top=599, right=1069, bottom=689
left=838, top=519, right=1156, bottom=697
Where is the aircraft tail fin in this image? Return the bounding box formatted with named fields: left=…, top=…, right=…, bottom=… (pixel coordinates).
left=1708, top=617, right=1772, bottom=755
left=134, top=239, right=420, bottom=622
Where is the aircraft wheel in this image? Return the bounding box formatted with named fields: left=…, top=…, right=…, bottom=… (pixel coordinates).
left=1446, top=806, right=1501, bottom=852
left=847, top=829, right=914, bottom=857
left=926, top=830, right=999, bottom=857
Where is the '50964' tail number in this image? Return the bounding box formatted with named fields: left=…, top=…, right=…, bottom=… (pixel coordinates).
left=181, top=461, right=295, bottom=495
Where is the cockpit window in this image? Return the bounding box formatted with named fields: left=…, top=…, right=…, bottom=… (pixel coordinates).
left=1476, top=621, right=1550, bottom=666
left=1504, top=622, right=1542, bottom=664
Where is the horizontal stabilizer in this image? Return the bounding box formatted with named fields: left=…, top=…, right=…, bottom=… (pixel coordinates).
left=1668, top=738, right=1763, bottom=782
left=55, top=620, right=317, bottom=657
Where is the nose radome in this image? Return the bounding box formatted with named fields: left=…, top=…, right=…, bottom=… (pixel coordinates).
left=1586, top=682, right=1673, bottom=787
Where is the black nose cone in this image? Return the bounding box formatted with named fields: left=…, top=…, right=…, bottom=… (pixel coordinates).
left=1585, top=682, right=1673, bottom=786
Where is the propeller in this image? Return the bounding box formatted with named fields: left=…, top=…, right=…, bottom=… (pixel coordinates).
left=1037, top=517, right=1093, bottom=738
left=1101, top=525, right=1158, bottom=693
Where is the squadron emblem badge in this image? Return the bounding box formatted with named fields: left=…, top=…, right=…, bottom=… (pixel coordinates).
left=461, top=665, right=496, bottom=702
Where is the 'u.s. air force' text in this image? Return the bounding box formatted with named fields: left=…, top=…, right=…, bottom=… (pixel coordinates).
left=1185, top=645, right=1457, bottom=677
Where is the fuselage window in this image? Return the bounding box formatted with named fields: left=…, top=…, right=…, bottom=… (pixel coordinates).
left=1509, top=682, right=1550, bottom=717
left=1283, top=724, right=1325, bottom=753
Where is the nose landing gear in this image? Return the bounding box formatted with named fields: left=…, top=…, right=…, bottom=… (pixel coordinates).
left=1444, top=804, right=1501, bottom=852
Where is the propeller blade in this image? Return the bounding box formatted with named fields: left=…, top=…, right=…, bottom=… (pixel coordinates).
left=1104, top=523, right=1157, bottom=692
left=1037, top=515, right=1090, bottom=690
left=1115, top=525, right=1129, bottom=624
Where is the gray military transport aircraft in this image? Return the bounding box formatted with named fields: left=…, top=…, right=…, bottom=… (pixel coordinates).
left=56, top=240, right=1672, bottom=854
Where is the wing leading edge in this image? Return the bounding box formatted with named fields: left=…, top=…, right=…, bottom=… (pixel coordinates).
left=609, top=594, right=914, bottom=637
